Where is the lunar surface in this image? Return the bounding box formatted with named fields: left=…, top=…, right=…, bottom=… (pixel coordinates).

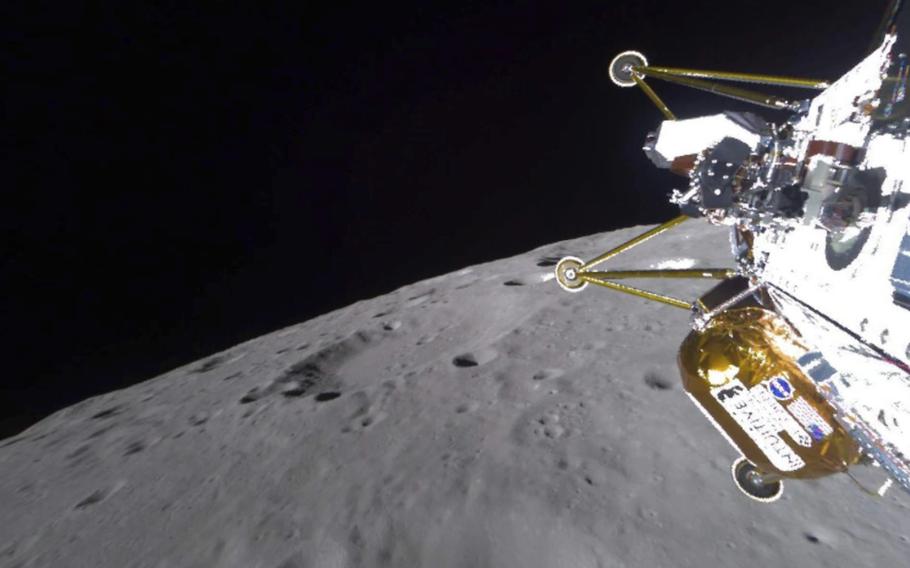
left=2, top=222, right=908, bottom=567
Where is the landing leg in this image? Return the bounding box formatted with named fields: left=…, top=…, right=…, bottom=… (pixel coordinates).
left=731, top=456, right=784, bottom=503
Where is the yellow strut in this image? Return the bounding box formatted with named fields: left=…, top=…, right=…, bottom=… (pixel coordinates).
left=581, top=215, right=689, bottom=271
left=584, top=268, right=736, bottom=280
left=559, top=216, right=736, bottom=310
left=632, top=73, right=676, bottom=120
left=577, top=275, right=693, bottom=310
left=634, top=67, right=799, bottom=111
left=638, top=66, right=830, bottom=89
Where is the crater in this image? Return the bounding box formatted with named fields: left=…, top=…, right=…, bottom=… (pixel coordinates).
left=315, top=392, right=342, bottom=402
left=536, top=256, right=561, bottom=267
left=239, top=388, right=266, bottom=404
left=281, top=383, right=310, bottom=398
left=452, top=354, right=479, bottom=368
left=90, top=406, right=123, bottom=420
left=193, top=356, right=224, bottom=374
left=644, top=372, right=673, bottom=391
left=532, top=368, right=564, bottom=381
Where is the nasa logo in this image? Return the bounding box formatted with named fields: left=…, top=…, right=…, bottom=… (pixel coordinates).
left=767, top=376, right=793, bottom=401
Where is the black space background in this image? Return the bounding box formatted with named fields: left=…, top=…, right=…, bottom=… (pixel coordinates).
left=3, top=1, right=890, bottom=438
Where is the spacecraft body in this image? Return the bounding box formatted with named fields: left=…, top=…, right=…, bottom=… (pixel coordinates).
left=736, top=37, right=910, bottom=492
left=556, top=8, right=910, bottom=501
left=674, top=35, right=910, bottom=495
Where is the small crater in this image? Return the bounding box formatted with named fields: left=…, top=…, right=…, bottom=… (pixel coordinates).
left=0, top=436, right=26, bottom=449
left=455, top=402, right=477, bottom=414
left=66, top=444, right=91, bottom=461
left=222, top=372, right=242, bottom=381
left=239, top=388, right=266, bottom=404
left=503, top=280, right=525, bottom=287
left=2, top=543, right=17, bottom=558
left=407, top=289, right=434, bottom=301
left=124, top=441, right=146, bottom=456
left=644, top=372, right=673, bottom=391
left=804, top=533, right=820, bottom=544
left=281, top=384, right=309, bottom=398
left=532, top=368, right=564, bottom=381
left=315, top=392, right=342, bottom=402
left=373, top=311, right=389, bottom=319
left=382, top=321, right=402, bottom=331
left=88, top=425, right=115, bottom=439
left=277, top=553, right=306, bottom=568
left=284, top=361, right=323, bottom=381
left=543, top=426, right=564, bottom=438
left=91, top=406, right=122, bottom=420
left=188, top=412, right=209, bottom=426
left=361, top=417, right=374, bottom=428
left=74, top=488, right=110, bottom=510
left=193, top=356, right=224, bottom=374
left=537, top=256, right=561, bottom=267
left=584, top=476, right=594, bottom=486
left=452, top=354, right=478, bottom=368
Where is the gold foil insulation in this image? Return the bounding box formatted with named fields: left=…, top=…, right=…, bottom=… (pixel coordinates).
left=678, top=307, right=861, bottom=479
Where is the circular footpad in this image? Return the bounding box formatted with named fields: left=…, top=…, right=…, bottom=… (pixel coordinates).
left=731, top=456, right=784, bottom=503
left=555, top=256, right=588, bottom=293
left=609, top=50, right=648, bottom=87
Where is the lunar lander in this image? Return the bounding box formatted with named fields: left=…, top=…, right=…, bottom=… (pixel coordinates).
left=555, top=1, right=910, bottom=502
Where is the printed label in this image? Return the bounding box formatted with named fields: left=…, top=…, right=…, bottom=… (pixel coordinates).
left=786, top=396, right=834, bottom=441
left=752, top=385, right=813, bottom=448
left=711, top=379, right=806, bottom=472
